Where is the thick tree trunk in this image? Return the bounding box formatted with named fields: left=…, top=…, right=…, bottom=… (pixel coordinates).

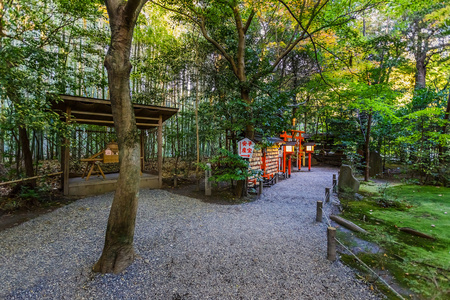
left=414, top=56, right=427, bottom=90
left=237, top=86, right=253, bottom=198
left=18, top=126, right=36, bottom=187
left=241, top=87, right=254, bottom=140
left=93, top=0, right=146, bottom=274
left=5, top=86, right=36, bottom=185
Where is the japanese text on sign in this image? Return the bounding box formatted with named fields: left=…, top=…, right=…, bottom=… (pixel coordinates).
left=238, top=138, right=254, bottom=158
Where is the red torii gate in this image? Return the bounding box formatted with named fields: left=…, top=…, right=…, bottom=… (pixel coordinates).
left=278, top=130, right=305, bottom=176
left=291, top=130, right=305, bottom=170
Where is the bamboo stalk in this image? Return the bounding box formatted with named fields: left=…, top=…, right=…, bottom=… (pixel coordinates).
left=0, top=172, right=63, bottom=186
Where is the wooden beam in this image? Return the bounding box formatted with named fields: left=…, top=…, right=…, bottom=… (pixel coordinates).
left=59, top=94, right=179, bottom=113
left=157, top=114, right=163, bottom=188
left=71, top=110, right=112, bottom=117
left=71, top=110, right=160, bottom=121
left=136, top=116, right=160, bottom=121
left=71, top=119, right=159, bottom=127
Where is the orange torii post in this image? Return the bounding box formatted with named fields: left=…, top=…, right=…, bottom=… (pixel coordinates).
left=279, top=131, right=293, bottom=175
left=290, top=130, right=305, bottom=170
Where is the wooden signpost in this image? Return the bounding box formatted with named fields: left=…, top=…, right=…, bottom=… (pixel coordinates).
left=238, top=138, right=255, bottom=158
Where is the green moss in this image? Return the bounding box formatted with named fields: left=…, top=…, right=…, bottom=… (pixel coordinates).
left=339, top=184, right=450, bottom=299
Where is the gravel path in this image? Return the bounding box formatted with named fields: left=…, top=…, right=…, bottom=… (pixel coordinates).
left=0, top=167, right=381, bottom=299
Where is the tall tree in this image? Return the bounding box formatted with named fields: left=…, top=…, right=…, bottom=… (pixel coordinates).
left=0, top=0, right=104, bottom=182
left=93, top=0, right=148, bottom=274
left=151, top=0, right=372, bottom=139
left=387, top=1, right=450, bottom=90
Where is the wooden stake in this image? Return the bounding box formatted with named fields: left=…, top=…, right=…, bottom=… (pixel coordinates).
left=258, top=181, right=263, bottom=196
left=325, top=187, right=330, bottom=203
left=327, top=227, right=337, bottom=261
left=316, top=201, right=323, bottom=222
left=332, top=174, right=337, bottom=193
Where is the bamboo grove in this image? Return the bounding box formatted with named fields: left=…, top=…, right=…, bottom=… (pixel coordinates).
left=0, top=0, right=449, bottom=187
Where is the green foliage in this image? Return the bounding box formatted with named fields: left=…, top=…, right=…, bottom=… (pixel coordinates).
left=341, top=183, right=450, bottom=299
left=201, top=148, right=251, bottom=183
left=392, top=90, right=450, bottom=184
left=0, top=0, right=107, bottom=151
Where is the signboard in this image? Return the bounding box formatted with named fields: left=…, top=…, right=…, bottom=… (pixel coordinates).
left=238, top=138, right=255, bottom=158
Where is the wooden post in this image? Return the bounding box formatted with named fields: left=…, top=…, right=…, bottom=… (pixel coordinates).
left=288, top=155, right=291, bottom=177
left=196, top=178, right=200, bottom=192
left=308, top=153, right=312, bottom=171
left=316, top=201, right=323, bottom=222
left=140, top=130, right=144, bottom=173
left=258, top=181, right=263, bottom=196
left=327, top=227, right=337, bottom=261
left=205, top=163, right=211, bottom=196
left=332, top=174, right=337, bottom=193
left=325, top=187, right=330, bottom=203
left=62, top=106, right=71, bottom=196
left=157, top=115, right=163, bottom=188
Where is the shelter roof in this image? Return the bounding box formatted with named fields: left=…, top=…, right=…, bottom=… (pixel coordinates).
left=50, top=94, right=178, bottom=130
left=253, top=133, right=284, bottom=145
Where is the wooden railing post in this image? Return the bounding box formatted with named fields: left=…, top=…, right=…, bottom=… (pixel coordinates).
left=332, top=174, right=337, bottom=193
left=258, top=181, right=263, bottom=196
left=325, top=187, right=330, bottom=203
left=327, top=227, right=337, bottom=261
left=316, top=201, right=323, bottom=222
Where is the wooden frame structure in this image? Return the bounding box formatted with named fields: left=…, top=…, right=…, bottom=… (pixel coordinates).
left=51, top=94, right=178, bottom=195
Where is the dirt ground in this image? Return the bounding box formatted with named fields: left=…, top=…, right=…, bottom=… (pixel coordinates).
left=0, top=195, right=78, bottom=232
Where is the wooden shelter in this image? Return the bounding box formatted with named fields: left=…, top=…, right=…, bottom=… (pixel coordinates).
left=51, top=94, right=178, bottom=196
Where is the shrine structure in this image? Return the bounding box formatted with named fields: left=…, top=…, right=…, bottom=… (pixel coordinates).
left=247, top=129, right=306, bottom=187
left=51, top=94, right=178, bottom=196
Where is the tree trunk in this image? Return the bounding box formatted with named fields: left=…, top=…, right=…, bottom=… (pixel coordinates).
left=414, top=56, right=427, bottom=90
left=18, top=126, right=36, bottom=187
left=195, top=68, right=200, bottom=190
left=439, top=92, right=450, bottom=161
left=93, top=0, right=146, bottom=274
left=241, top=87, right=254, bottom=140
left=0, top=97, right=3, bottom=163
left=364, top=113, right=372, bottom=182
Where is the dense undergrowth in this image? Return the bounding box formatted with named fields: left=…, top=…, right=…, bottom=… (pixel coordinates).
left=338, top=182, right=449, bottom=299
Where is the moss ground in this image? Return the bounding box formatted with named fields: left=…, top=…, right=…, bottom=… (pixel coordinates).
left=339, top=182, right=450, bottom=299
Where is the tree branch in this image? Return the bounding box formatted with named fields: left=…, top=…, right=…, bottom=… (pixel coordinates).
left=124, top=0, right=148, bottom=23
left=148, top=0, right=200, bottom=25
left=198, top=17, right=239, bottom=78
left=278, top=0, right=344, bottom=97
left=149, top=0, right=239, bottom=77
left=105, top=0, right=122, bottom=19
left=244, top=9, right=255, bottom=34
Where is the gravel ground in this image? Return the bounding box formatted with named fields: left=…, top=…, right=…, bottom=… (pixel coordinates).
left=0, top=166, right=382, bottom=299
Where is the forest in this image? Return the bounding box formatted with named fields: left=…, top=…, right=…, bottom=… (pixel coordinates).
left=0, top=0, right=449, bottom=191
left=0, top=0, right=449, bottom=297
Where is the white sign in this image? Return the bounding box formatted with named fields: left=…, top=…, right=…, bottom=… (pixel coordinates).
left=238, top=138, right=255, bottom=158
